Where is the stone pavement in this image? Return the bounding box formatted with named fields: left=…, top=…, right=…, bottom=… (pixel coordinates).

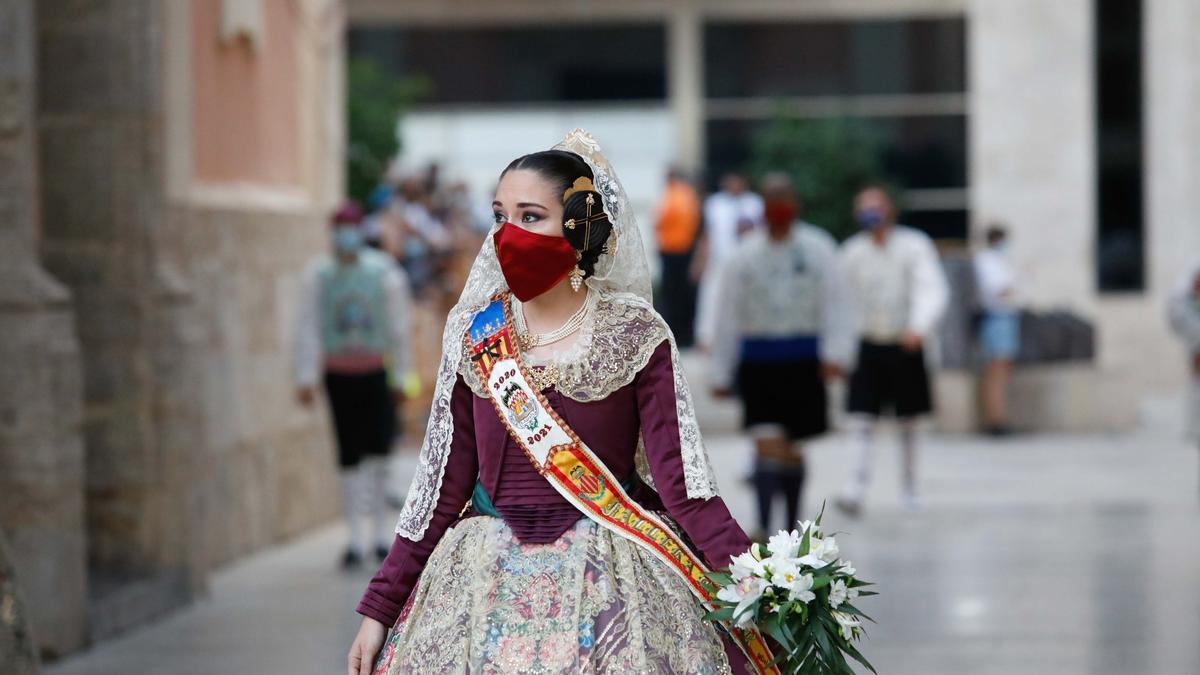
left=47, top=368, right=1200, bottom=675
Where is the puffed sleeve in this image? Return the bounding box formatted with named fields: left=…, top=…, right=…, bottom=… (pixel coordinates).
left=292, top=259, right=323, bottom=389
left=635, top=339, right=752, bottom=569
left=907, top=233, right=950, bottom=338
left=357, top=375, right=479, bottom=625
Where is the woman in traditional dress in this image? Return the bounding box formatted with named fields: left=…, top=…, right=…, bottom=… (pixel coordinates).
left=346, top=131, right=771, bottom=674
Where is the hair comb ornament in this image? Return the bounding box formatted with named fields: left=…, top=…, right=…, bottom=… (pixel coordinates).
left=563, top=177, right=605, bottom=251
left=563, top=176, right=595, bottom=201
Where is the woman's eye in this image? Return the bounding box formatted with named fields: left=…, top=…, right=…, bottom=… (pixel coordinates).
left=521, top=213, right=541, bottom=224
left=492, top=212, right=505, bottom=224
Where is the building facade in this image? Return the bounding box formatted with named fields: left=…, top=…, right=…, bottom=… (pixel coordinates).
left=350, top=0, right=1200, bottom=432
left=0, top=0, right=345, bottom=659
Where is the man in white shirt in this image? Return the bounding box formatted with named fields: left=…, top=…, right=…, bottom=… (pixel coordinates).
left=294, top=202, right=413, bottom=568
left=709, top=173, right=841, bottom=537
left=694, top=173, right=765, bottom=349
left=974, top=225, right=1020, bottom=435
left=830, top=185, right=949, bottom=515
left=1167, top=261, right=1200, bottom=472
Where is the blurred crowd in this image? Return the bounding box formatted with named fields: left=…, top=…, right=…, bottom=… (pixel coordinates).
left=360, top=163, right=494, bottom=306
left=296, top=159, right=1200, bottom=562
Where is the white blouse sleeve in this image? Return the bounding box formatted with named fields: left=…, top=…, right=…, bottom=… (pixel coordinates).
left=907, top=235, right=950, bottom=338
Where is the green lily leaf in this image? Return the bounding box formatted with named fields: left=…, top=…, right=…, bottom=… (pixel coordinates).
left=842, top=640, right=878, bottom=674
left=706, top=571, right=733, bottom=587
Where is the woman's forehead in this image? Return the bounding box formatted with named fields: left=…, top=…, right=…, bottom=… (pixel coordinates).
left=494, top=169, right=557, bottom=205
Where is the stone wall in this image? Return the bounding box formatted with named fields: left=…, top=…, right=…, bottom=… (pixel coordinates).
left=0, top=0, right=88, bottom=659
left=162, top=204, right=340, bottom=567
left=37, top=0, right=206, bottom=593
left=0, top=0, right=345, bottom=657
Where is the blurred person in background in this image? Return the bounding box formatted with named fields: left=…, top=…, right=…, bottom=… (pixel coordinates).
left=434, top=180, right=495, bottom=292
left=655, top=167, right=702, bottom=346
left=1167, top=260, right=1200, bottom=485
left=383, top=176, right=454, bottom=297
left=831, top=185, right=948, bottom=516
left=974, top=224, right=1020, bottom=436
left=709, top=173, right=842, bottom=539
left=693, top=172, right=764, bottom=350
left=360, top=182, right=396, bottom=250
left=294, top=201, right=413, bottom=569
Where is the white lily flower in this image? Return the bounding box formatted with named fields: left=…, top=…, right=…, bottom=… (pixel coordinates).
left=838, top=560, right=856, bottom=577
left=717, top=575, right=767, bottom=628
left=796, top=520, right=819, bottom=536
left=767, top=529, right=802, bottom=559
left=832, top=610, right=862, bottom=640
left=798, top=536, right=840, bottom=569
left=787, top=573, right=816, bottom=603
left=730, top=551, right=766, bottom=581
left=829, top=579, right=849, bottom=608
left=818, top=536, right=840, bottom=562
left=768, top=558, right=803, bottom=590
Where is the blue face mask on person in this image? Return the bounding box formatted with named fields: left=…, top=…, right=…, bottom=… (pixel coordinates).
left=333, top=227, right=363, bottom=254
left=856, top=207, right=886, bottom=231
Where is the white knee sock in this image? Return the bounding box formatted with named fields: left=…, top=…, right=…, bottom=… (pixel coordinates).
left=365, top=457, right=392, bottom=550
left=899, top=419, right=919, bottom=497
left=340, top=466, right=368, bottom=554
left=843, top=418, right=877, bottom=501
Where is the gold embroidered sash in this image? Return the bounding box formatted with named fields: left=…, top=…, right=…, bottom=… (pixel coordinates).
left=466, top=294, right=778, bottom=675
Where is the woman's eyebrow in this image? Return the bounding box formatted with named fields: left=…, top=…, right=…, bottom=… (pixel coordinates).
left=516, top=202, right=547, bottom=210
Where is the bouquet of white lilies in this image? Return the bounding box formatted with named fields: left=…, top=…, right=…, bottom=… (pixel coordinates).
left=705, top=506, right=876, bottom=674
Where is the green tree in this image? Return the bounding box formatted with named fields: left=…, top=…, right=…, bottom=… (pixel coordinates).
left=346, top=58, right=429, bottom=204
left=748, top=114, right=889, bottom=241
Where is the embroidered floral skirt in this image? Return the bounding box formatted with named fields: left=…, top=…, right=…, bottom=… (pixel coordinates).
left=372, top=515, right=737, bottom=674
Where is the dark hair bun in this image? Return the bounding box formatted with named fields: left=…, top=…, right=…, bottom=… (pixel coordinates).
left=561, top=190, right=613, bottom=279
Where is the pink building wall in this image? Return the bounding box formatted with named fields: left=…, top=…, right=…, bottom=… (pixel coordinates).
left=191, top=0, right=302, bottom=187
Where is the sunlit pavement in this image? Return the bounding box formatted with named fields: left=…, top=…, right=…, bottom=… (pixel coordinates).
left=48, top=359, right=1200, bottom=675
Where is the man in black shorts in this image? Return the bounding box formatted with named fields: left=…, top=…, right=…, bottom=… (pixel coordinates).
left=709, top=174, right=841, bottom=537
left=294, top=202, right=412, bottom=567
left=830, top=185, right=948, bottom=515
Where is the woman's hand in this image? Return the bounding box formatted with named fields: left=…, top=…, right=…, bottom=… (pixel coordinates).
left=348, top=616, right=388, bottom=675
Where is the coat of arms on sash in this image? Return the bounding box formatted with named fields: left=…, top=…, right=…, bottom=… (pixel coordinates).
left=500, top=381, right=539, bottom=431
left=569, top=465, right=607, bottom=501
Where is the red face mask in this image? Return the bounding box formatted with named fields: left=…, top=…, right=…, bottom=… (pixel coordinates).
left=764, top=200, right=798, bottom=229
left=492, top=222, right=578, bottom=302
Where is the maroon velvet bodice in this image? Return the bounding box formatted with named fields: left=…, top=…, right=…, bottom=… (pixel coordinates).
left=358, top=339, right=751, bottom=629
left=477, top=366, right=643, bottom=544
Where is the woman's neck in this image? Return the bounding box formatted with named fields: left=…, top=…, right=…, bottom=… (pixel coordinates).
left=520, top=277, right=587, bottom=334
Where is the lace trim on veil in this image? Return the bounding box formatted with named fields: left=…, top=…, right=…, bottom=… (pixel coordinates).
left=394, top=129, right=718, bottom=541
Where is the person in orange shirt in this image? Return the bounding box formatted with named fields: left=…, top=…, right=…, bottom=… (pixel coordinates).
left=655, top=168, right=702, bottom=346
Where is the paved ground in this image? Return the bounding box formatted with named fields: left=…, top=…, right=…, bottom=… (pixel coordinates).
left=48, top=364, right=1200, bottom=674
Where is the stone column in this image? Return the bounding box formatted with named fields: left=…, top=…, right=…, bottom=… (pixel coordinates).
left=667, top=5, right=704, bottom=173
left=0, top=533, right=40, bottom=673
left=968, top=0, right=1095, bottom=310
left=0, top=0, right=88, bottom=658
left=36, top=0, right=205, bottom=640
left=1146, top=0, right=1200, bottom=293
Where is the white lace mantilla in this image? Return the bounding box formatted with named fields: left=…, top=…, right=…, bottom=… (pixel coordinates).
left=462, top=291, right=663, bottom=403
left=393, top=129, right=719, bottom=541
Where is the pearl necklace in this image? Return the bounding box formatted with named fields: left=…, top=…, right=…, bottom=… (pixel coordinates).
left=517, top=297, right=589, bottom=350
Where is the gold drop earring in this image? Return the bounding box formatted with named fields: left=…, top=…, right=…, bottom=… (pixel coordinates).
left=570, top=252, right=584, bottom=292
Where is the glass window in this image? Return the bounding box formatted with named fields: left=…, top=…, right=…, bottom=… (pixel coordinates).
left=1095, top=0, right=1144, bottom=292
left=348, top=25, right=667, bottom=104
left=705, top=19, right=966, bottom=98
left=706, top=116, right=967, bottom=241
